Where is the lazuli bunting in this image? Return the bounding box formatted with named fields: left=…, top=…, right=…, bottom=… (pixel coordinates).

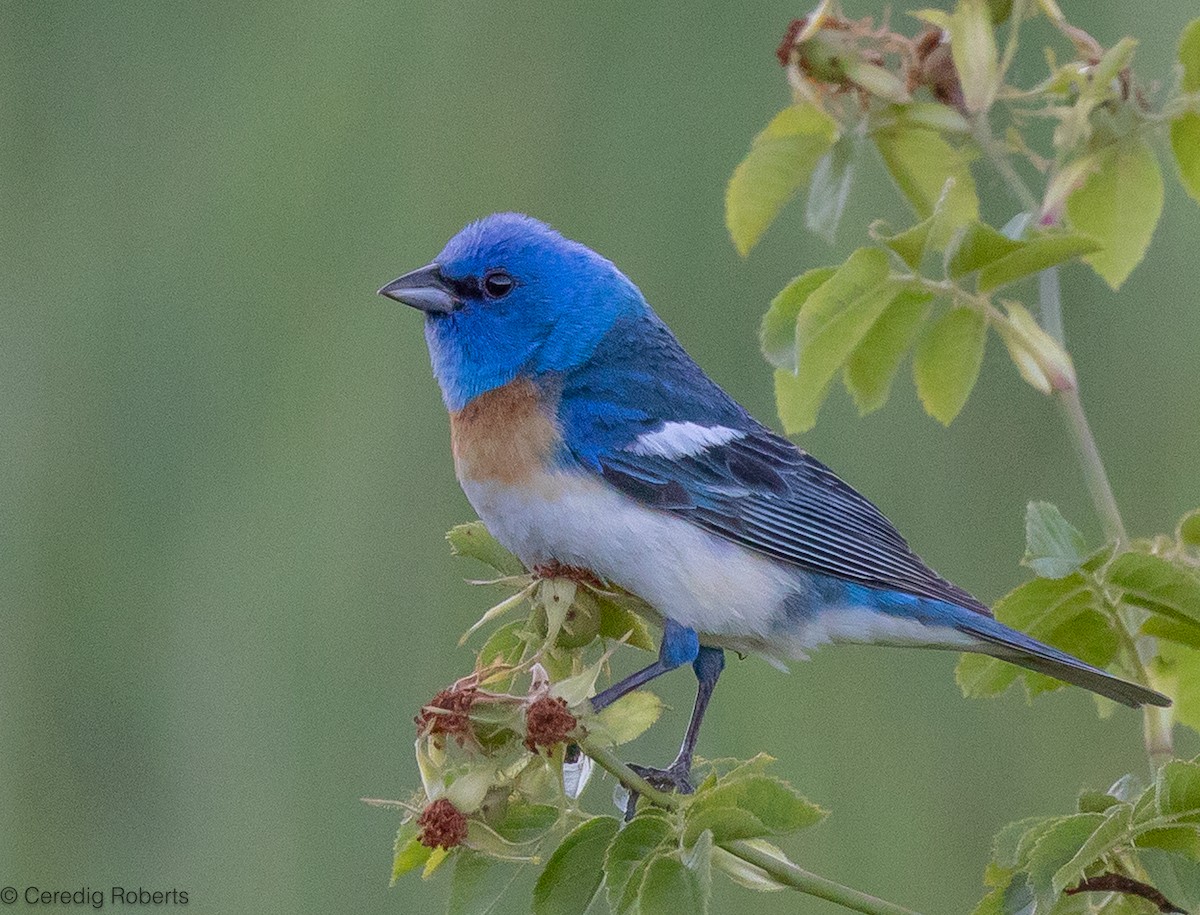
left=380, top=213, right=1168, bottom=792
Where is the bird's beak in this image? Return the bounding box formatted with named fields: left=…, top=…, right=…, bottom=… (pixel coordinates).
left=377, top=263, right=461, bottom=314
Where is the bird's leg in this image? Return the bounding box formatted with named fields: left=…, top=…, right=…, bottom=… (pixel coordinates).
left=624, top=647, right=724, bottom=815
left=589, top=619, right=699, bottom=712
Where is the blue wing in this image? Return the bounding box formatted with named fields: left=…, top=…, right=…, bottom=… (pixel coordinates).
left=592, top=425, right=992, bottom=617
left=553, top=310, right=990, bottom=616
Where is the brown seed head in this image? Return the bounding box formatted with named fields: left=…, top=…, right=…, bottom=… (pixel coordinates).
left=415, top=686, right=478, bottom=745
left=417, top=798, right=469, bottom=850
left=524, top=696, right=577, bottom=753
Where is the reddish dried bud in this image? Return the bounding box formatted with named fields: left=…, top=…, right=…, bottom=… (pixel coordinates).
left=909, top=27, right=965, bottom=112
left=776, top=17, right=808, bottom=66
left=415, top=687, right=478, bottom=745
left=417, top=798, right=469, bottom=850
left=524, top=696, right=577, bottom=753
left=532, top=560, right=603, bottom=588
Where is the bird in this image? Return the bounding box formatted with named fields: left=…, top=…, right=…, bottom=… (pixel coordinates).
left=379, top=213, right=1169, bottom=795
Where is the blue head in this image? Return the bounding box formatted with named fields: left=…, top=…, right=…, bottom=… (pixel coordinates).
left=379, top=214, right=645, bottom=411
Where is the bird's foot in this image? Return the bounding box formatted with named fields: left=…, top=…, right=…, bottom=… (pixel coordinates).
left=532, top=560, right=604, bottom=588
left=621, top=762, right=694, bottom=820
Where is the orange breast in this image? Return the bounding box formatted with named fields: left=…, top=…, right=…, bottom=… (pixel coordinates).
left=450, top=378, right=562, bottom=485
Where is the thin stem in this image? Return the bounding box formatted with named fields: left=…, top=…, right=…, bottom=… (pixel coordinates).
left=971, top=113, right=1175, bottom=764
left=971, top=115, right=1041, bottom=213
left=724, top=841, right=921, bottom=915
left=579, top=738, right=921, bottom=915
left=1057, top=387, right=1127, bottom=547
left=579, top=739, right=681, bottom=811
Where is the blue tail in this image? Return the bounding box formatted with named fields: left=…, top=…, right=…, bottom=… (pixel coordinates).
left=953, top=612, right=1169, bottom=709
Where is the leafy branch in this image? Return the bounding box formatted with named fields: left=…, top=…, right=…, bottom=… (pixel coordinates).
left=723, top=1, right=1200, bottom=911
left=374, top=524, right=921, bottom=915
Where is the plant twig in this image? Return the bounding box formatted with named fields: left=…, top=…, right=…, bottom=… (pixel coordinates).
left=579, top=738, right=922, bottom=915
left=971, top=115, right=1176, bottom=765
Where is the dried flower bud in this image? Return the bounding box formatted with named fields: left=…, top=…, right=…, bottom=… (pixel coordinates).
left=417, top=798, right=468, bottom=850
left=415, top=686, right=478, bottom=745
left=909, top=27, right=965, bottom=112
left=524, top=696, right=577, bottom=754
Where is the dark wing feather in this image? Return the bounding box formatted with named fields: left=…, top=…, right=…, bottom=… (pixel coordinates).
left=595, top=427, right=992, bottom=617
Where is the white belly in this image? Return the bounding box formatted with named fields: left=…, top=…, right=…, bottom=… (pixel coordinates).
left=459, top=471, right=796, bottom=652
left=458, top=470, right=980, bottom=660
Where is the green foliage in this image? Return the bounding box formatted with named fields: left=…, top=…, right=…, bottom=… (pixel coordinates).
left=1171, top=20, right=1200, bottom=203
left=448, top=522, right=528, bottom=578
left=913, top=306, right=986, bottom=425
left=958, top=504, right=1200, bottom=711
left=534, top=817, right=619, bottom=915
left=386, top=527, right=839, bottom=915
left=1023, top=502, right=1088, bottom=580
left=1065, top=138, right=1165, bottom=291
left=843, top=291, right=933, bottom=415
left=726, top=105, right=838, bottom=256
left=729, top=2, right=1200, bottom=432
left=976, top=759, right=1200, bottom=913
left=872, top=121, right=979, bottom=228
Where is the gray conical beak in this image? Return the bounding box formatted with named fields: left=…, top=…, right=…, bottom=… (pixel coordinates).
left=377, top=263, right=461, bottom=314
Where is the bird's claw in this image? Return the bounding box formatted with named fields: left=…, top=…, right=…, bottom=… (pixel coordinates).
left=622, top=762, right=694, bottom=820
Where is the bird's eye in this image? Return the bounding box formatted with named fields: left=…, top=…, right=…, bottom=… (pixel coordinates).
left=482, top=270, right=515, bottom=300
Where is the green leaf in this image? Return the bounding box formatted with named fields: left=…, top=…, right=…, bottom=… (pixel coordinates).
left=806, top=132, right=860, bottom=243
left=392, top=822, right=433, bottom=884
left=450, top=853, right=526, bottom=915
left=1025, top=813, right=1106, bottom=907
left=1155, top=759, right=1200, bottom=824
left=533, top=816, right=619, bottom=915
left=992, top=816, right=1051, bottom=869
left=710, top=842, right=789, bottom=893
left=775, top=248, right=902, bottom=432
left=1052, top=804, right=1133, bottom=893
left=1180, top=17, right=1200, bottom=92
left=1156, top=639, right=1200, bottom=735
left=477, top=620, right=529, bottom=671
left=1170, top=20, right=1200, bottom=198
left=1139, top=847, right=1200, bottom=914
left=1077, top=790, right=1122, bottom=815
left=591, top=691, right=665, bottom=746
left=1172, top=114, right=1200, bottom=204
left=843, top=291, right=933, bottom=415
left=956, top=574, right=1118, bottom=700
left=684, top=829, right=713, bottom=902
left=760, top=267, right=836, bottom=371
left=774, top=368, right=830, bottom=436
left=946, top=220, right=1023, bottom=280
left=993, top=301, right=1076, bottom=395
left=947, top=0, right=1000, bottom=113
left=594, top=591, right=656, bottom=652
left=1066, top=138, right=1164, bottom=289
left=682, top=805, right=770, bottom=847
left=1179, top=509, right=1200, bottom=549
left=843, top=58, right=911, bottom=104
left=873, top=122, right=979, bottom=232
left=1108, top=551, right=1200, bottom=635
left=912, top=306, right=987, bottom=425
left=1023, top=501, right=1088, bottom=579
left=726, top=105, right=839, bottom=256
left=604, top=812, right=674, bottom=912
left=903, top=101, right=971, bottom=134
left=448, top=522, right=526, bottom=577
left=637, top=856, right=707, bottom=915
left=686, top=775, right=826, bottom=843
left=878, top=218, right=933, bottom=270
left=945, top=222, right=1099, bottom=293
left=495, top=804, right=562, bottom=844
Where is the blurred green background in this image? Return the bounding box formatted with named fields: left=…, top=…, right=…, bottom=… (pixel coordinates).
left=4, top=2, right=1198, bottom=912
